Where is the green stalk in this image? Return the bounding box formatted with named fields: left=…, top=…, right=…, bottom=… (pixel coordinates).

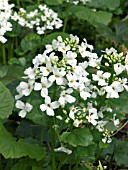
left=8, top=37, right=14, bottom=61
left=37, top=0, right=40, bottom=4
left=2, top=44, right=6, bottom=65
left=63, top=17, right=68, bottom=33
left=57, top=155, right=70, bottom=170
left=73, top=157, right=80, bottom=170
left=16, top=0, right=20, bottom=8
left=51, top=127, right=56, bottom=170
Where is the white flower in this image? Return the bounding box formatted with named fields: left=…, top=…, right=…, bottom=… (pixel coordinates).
left=59, top=88, right=76, bottom=105
left=86, top=108, right=98, bottom=125
left=16, top=100, right=33, bottom=118
left=88, top=56, right=102, bottom=68
left=80, top=90, right=91, bottom=100
left=66, top=73, right=78, bottom=88
left=113, top=114, right=120, bottom=127
left=102, top=137, right=112, bottom=143
left=114, top=63, right=125, bottom=75
left=69, top=106, right=78, bottom=120
left=34, top=77, right=52, bottom=97
left=40, top=96, right=59, bottom=116
left=54, top=146, right=72, bottom=155
left=96, top=120, right=108, bottom=132
left=104, top=81, right=124, bottom=98
left=73, top=119, right=80, bottom=127
left=16, top=80, right=34, bottom=97
left=79, top=46, right=90, bottom=58
left=92, top=70, right=111, bottom=86
left=58, top=42, right=70, bottom=53
left=24, top=66, right=38, bottom=79
left=49, top=68, right=66, bottom=85
left=40, top=62, right=53, bottom=77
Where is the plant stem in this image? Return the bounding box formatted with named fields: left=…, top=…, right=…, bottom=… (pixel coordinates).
left=63, top=17, right=68, bottom=33
left=73, top=157, right=80, bottom=170
left=8, top=37, right=14, bottom=61
left=37, top=0, right=40, bottom=4
left=16, top=0, right=20, bottom=8
left=2, top=44, right=6, bottom=65
left=57, top=155, right=69, bottom=170
left=95, top=148, right=104, bottom=161
left=51, top=127, right=56, bottom=170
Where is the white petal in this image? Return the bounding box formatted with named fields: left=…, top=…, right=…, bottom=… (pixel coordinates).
left=20, top=82, right=28, bottom=88
left=34, top=82, right=42, bottom=91
left=16, top=100, right=24, bottom=109
left=41, top=88, right=48, bottom=97
left=59, top=96, right=65, bottom=105
left=69, top=110, right=75, bottom=120
left=49, top=75, right=55, bottom=82
left=51, top=101, right=60, bottom=109
left=40, top=104, right=47, bottom=111
left=45, top=96, right=51, bottom=104
left=80, top=91, right=91, bottom=100
left=65, top=95, right=76, bottom=103
left=91, top=119, right=97, bottom=126
left=46, top=107, right=54, bottom=116
left=56, top=78, right=63, bottom=85
left=54, top=146, right=72, bottom=155
left=66, top=88, right=73, bottom=94
left=25, top=103, right=33, bottom=112
left=19, top=110, right=26, bottom=118
left=22, top=88, right=31, bottom=96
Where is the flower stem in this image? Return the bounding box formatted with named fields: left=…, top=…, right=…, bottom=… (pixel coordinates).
left=37, top=0, right=40, bottom=5
left=51, top=127, right=56, bottom=170
left=63, top=17, right=68, bottom=33
left=2, top=44, right=6, bottom=65
left=16, top=0, right=20, bottom=8
left=57, top=155, right=69, bottom=170
left=73, top=157, right=80, bottom=170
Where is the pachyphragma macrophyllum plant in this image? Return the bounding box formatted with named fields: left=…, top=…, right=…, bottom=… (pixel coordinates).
left=15, top=34, right=128, bottom=153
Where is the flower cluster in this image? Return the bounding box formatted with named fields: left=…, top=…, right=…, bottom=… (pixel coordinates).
left=66, top=0, right=91, bottom=5
left=11, top=5, right=63, bottom=35
left=15, top=35, right=128, bottom=143
left=0, top=0, right=14, bottom=43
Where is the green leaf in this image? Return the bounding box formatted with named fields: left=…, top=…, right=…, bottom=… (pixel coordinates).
left=107, top=91, right=128, bottom=114
left=42, top=32, right=69, bottom=45
left=0, top=121, right=46, bottom=160
left=11, top=157, right=51, bottom=170
left=15, top=119, right=43, bottom=140
left=26, top=98, right=49, bottom=126
left=0, top=82, right=14, bottom=119
left=95, top=24, right=117, bottom=42
left=21, top=33, right=41, bottom=53
left=68, top=5, right=112, bottom=26
left=76, top=144, right=96, bottom=158
left=88, top=0, right=120, bottom=11
left=75, top=7, right=112, bottom=26
left=60, top=127, right=93, bottom=147
left=115, top=21, right=128, bottom=42
left=0, top=65, right=24, bottom=85
left=0, top=66, right=8, bottom=78
left=114, top=140, right=128, bottom=167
